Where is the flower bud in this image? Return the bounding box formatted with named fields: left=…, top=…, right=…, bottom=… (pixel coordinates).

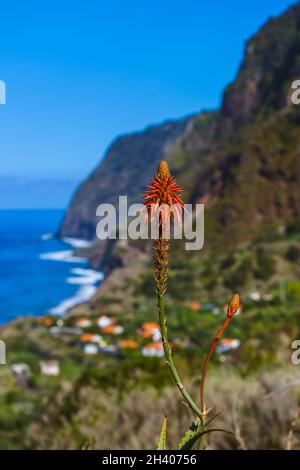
left=157, top=160, right=171, bottom=179
left=227, top=294, right=240, bottom=318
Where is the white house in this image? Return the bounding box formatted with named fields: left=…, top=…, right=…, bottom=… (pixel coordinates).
left=217, top=339, right=240, bottom=354
left=97, top=315, right=115, bottom=328
left=152, top=328, right=161, bottom=342
left=248, top=291, right=261, bottom=301
left=74, top=317, right=92, bottom=328
left=11, top=363, right=31, bottom=377
left=142, top=342, right=164, bottom=358
left=39, top=360, right=60, bottom=376
left=83, top=344, right=98, bottom=355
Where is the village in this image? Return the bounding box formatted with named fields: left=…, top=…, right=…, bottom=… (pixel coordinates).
left=8, top=296, right=249, bottom=382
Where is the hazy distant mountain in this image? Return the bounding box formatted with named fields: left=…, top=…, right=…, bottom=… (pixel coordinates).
left=0, top=176, right=80, bottom=209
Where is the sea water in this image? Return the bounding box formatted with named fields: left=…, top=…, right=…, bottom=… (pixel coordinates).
left=0, top=209, right=102, bottom=324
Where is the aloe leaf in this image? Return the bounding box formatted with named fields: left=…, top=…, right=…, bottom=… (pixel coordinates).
left=178, top=420, right=200, bottom=450
left=179, top=424, right=232, bottom=450
left=157, top=416, right=167, bottom=450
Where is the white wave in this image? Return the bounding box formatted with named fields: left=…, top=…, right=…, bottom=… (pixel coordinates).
left=66, top=267, right=103, bottom=285
left=49, top=285, right=97, bottom=315
left=71, top=267, right=103, bottom=277
left=41, top=233, right=54, bottom=241
left=66, top=275, right=101, bottom=285
left=39, top=250, right=86, bottom=263
left=62, top=237, right=93, bottom=248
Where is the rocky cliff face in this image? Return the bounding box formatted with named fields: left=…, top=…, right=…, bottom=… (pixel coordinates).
left=60, top=1, right=300, bottom=269
left=171, top=1, right=300, bottom=252
left=220, top=2, right=300, bottom=135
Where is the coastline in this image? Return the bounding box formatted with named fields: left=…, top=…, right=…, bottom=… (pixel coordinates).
left=0, top=217, right=104, bottom=326
left=41, top=235, right=103, bottom=317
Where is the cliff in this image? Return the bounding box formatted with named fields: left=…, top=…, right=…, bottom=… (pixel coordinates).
left=60, top=1, right=300, bottom=269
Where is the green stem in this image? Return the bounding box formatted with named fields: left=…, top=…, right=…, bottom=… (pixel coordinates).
left=157, top=294, right=204, bottom=425
left=198, top=416, right=206, bottom=450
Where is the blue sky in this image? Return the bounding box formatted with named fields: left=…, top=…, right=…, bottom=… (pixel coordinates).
left=0, top=0, right=296, bottom=208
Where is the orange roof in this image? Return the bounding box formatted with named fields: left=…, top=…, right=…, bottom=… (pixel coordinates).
left=119, top=340, right=139, bottom=350
left=80, top=333, right=94, bottom=343
left=140, top=331, right=152, bottom=339
left=189, top=302, right=201, bottom=312
left=143, top=341, right=163, bottom=350
left=141, top=322, right=160, bottom=331
left=102, top=325, right=121, bottom=334
left=40, top=317, right=54, bottom=327
left=220, top=338, right=235, bottom=345
left=75, top=317, right=91, bottom=323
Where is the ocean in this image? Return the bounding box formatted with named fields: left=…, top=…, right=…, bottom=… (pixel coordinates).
left=0, top=209, right=102, bottom=324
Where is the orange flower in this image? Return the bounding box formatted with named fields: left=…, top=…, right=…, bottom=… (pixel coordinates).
left=143, top=160, right=184, bottom=224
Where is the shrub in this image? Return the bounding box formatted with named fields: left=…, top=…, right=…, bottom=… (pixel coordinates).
left=287, top=219, right=300, bottom=236
left=224, top=258, right=253, bottom=289
left=255, top=248, right=276, bottom=280
left=285, top=245, right=300, bottom=262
